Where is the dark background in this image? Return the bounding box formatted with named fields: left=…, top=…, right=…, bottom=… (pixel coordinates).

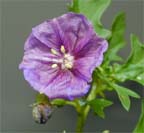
left=0, top=0, right=144, bottom=132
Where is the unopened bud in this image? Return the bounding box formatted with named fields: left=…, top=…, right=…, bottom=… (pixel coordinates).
left=32, top=104, right=54, bottom=124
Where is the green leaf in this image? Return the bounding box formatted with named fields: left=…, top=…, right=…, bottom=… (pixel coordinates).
left=126, top=35, right=144, bottom=64
left=103, top=12, right=126, bottom=66
left=68, top=0, right=79, bottom=13
left=115, top=35, right=144, bottom=85
left=69, top=0, right=111, bottom=38
left=113, top=84, right=140, bottom=111
left=88, top=98, right=113, bottom=118
left=133, top=99, right=144, bottom=133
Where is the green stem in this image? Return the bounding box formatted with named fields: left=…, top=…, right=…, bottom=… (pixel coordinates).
left=65, top=100, right=77, bottom=108
left=76, top=112, right=85, bottom=133
left=75, top=82, right=98, bottom=132
left=83, top=82, right=97, bottom=119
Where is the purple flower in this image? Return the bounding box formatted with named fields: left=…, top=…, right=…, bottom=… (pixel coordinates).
left=19, top=12, right=108, bottom=100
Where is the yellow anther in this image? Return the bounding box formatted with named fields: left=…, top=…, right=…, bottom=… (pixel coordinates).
left=65, top=63, right=72, bottom=69
left=60, top=45, right=66, bottom=53
left=51, top=48, right=57, bottom=55
left=51, top=64, right=58, bottom=68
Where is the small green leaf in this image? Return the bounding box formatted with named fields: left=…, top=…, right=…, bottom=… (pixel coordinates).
left=103, top=12, right=126, bottom=66
left=88, top=98, right=113, bottom=118
left=115, top=35, right=144, bottom=86
left=115, top=86, right=131, bottom=111
left=133, top=99, right=144, bottom=133
left=113, top=84, right=140, bottom=111
left=69, top=0, right=111, bottom=38
left=126, top=34, right=144, bottom=64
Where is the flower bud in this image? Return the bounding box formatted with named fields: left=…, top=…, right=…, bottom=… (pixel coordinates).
left=32, top=104, right=54, bottom=124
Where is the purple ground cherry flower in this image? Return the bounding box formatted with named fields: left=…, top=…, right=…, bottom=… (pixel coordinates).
left=19, top=12, right=108, bottom=100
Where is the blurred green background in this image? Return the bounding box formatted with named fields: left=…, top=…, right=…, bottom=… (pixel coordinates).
left=0, top=0, right=143, bottom=132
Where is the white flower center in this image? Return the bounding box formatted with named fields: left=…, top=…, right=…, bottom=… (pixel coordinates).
left=51, top=45, right=74, bottom=69
left=62, top=53, right=74, bottom=69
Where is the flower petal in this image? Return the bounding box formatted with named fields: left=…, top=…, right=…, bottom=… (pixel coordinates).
left=43, top=70, right=90, bottom=100
left=32, top=20, right=62, bottom=50
left=74, top=37, right=108, bottom=81
left=56, top=12, right=95, bottom=53
left=19, top=34, right=60, bottom=70
left=19, top=34, right=60, bottom=92
left=23, top=66, right=59, bottom=92
left=24, top=33, right=50, bottom=51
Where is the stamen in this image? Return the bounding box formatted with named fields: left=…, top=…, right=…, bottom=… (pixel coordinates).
left=64, top=54, right=73, bottom=60
left=60, top=45, right=66, bottom=54
left=65, top=63, right=72, bottom=69
left=51, top=64, right=58, bottom=68
left=51, top=48, right=58, bottom=55
left=63, top=54, right=74, bottom=69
